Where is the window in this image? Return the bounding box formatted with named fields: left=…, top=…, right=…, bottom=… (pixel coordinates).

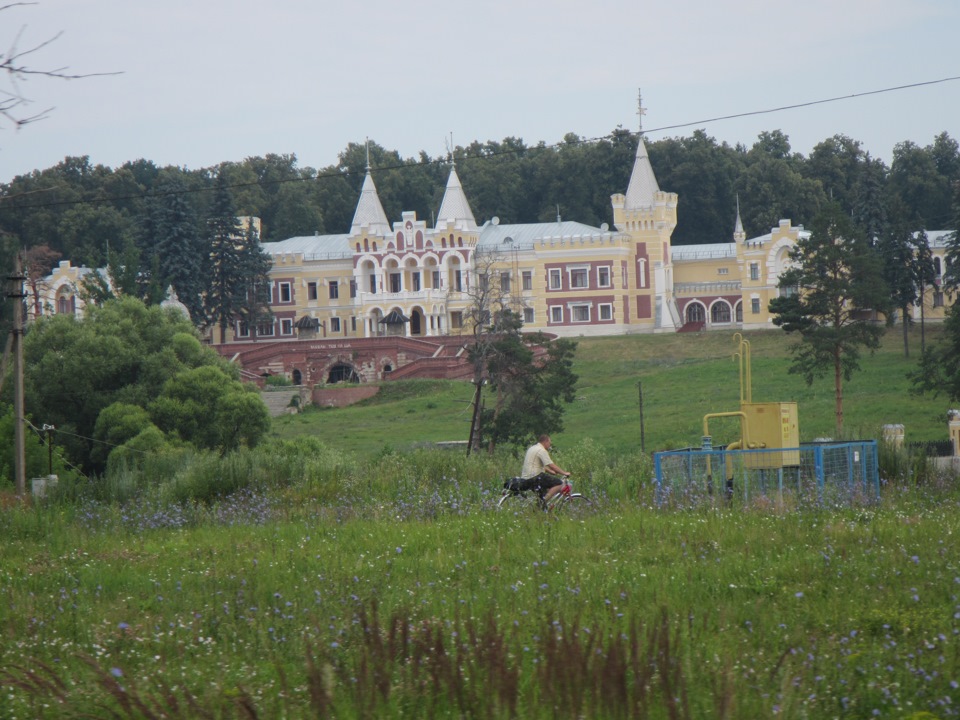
left=279, top=282, right=292, bottom=303
left=550, top=306, right=563, bottom=323
left=308, top=282, right=318, bottom=300
left=570, top=267, right=589, bottom=289
left=779, top=285, right=797, bottom=298
left=599, top=303, right=612, bottom=321
left=751, top=298, right=761, bottom=314
left=749, top=263, right=760, bottom=281
left=711, top=302, right=732, bottom=323
left=571, top=304, right=591, bottom=322
left=934, top=291, right=945, bottom=308
left=549, top=269, right=562, bottom=290
left=368, top=274, right=377, bottom=293
left=450, top=311, right=463, bottom=329
left=523, top=307, right=535, bottom=324
left=329, top=281, right=339, bottom=299
left=236, top=321, right=249, bottom=338
left=433, top=270, right=441, bottom=290
left=412, top=272, right=421, bottom=291
left=500, top=271, right=511, bottom=292
left=280, top=318, right=293, bottom=336
left=350, top=280, right=357, bottom=298
left=597, top=266, right=611, bottom=288
left=454, top=270, right=463, bottom=292
left=717, top=268, right=729, bottom=276
left=330, top=317, right=341, bottom=332
left=479, top=274, right=489, bottom=291
left=522, top=270, right=533, bottom=290
left=389, top=273, right=401, bottom=293
left=351, top=317, right=357, bottom=332
left=257, top=321, right=275, bottom=337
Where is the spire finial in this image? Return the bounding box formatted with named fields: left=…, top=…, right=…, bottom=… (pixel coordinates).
left=365, top=137, right=371, bottom=172
left=445, top=132, right=455, bottom=167
left=636, top=88, right=646, bottom=135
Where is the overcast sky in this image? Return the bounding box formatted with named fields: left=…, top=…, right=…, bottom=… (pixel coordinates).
left=2, top=0, right=958, bottom=184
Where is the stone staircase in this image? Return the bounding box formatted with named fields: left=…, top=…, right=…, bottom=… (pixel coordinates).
left=260, top=389, right=302, bottom=417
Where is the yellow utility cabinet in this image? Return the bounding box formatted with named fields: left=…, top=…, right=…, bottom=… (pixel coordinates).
left=741, top=402, right=799, bottom=468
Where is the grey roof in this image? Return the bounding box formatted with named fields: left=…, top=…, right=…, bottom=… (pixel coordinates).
left=922, top=230, right=952, bottom=248
left=436, top=167, right=478, bottom=230
left=261, top=234, right=352, bottom=259
left=624, top=135, right=660, bottom=209
left=478, top=220, right=618, bottom=250
left=350, top=171, right=391, bottom=235
left=672, top=243, right=737, bottom=261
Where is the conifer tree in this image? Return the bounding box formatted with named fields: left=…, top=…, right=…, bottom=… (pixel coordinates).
left=769, top=203, right=890, bottom=436
left=204, top=170, right=246, bottom=343
left=152, top=177, right=205, bottom=320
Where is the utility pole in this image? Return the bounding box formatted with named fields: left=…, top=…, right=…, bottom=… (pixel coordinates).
left=9, top=252, right=27, bottom=496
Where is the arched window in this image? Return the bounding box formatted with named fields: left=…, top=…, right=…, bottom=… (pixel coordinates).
left=735, top=302, right=743, bottom=323
left=686, top=303, right=705, bottom=324
left=934, top=256, right=943, bottom=277
left=711, top=301, right=732, bottom=323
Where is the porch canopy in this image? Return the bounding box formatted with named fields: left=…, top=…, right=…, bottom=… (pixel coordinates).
left=378, top=310, right=410, bottom=325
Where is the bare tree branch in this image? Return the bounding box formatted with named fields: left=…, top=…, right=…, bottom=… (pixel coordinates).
left=1, top=2, right=121, bottom=131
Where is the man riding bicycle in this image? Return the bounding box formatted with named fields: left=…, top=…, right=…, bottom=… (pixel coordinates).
left=520, top=434, right=570, bottom=503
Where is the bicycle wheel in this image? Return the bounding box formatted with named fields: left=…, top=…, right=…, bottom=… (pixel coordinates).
left=554, top=493, right=592, bottom=518
left=497, top=490, right=539, bottom=513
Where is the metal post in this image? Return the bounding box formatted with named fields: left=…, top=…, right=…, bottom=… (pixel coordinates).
left=638, top=381, right=646, bottom=454
left=10, top=252, right=27, bottom=496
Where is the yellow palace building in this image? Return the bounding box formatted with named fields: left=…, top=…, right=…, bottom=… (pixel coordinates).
left=32, top=136, right=954, bottom=383
left=253, top=136, right=815, bottom=345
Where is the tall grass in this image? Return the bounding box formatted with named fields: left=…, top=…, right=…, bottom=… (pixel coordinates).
left=2, top=474, right=958, bottom=717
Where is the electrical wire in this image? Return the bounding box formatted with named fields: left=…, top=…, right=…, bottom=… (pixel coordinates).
left=2, top=76, right=958, bottom=211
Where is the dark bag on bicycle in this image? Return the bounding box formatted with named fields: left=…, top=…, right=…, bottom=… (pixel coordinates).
left=504, top=477, right=536, bottom=492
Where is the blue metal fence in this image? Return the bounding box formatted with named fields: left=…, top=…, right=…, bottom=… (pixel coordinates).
left=653, top=440, right=880, bottom=507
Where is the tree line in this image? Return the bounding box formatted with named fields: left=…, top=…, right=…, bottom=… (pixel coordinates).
left=1, top=128, right=958, bottom=302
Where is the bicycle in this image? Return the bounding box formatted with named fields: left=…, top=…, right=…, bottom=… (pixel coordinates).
left=497, top=474, right=591, bottom=516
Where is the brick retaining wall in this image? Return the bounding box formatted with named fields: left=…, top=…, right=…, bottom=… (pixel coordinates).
left=312, top=385, right=380, bottom=408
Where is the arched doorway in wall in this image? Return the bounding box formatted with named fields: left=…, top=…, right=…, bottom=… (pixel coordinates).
left=327, top=363, right=360, bottom=383
left=410, top=307, right=425, bottom=336
left=685, top=302, right=706, bottom=324
left=292, top=368, right=302, bottom=385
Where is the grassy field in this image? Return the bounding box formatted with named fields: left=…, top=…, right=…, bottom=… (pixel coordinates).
left=1, top=478, right=958, bottom=718
left=1, top=325, right=957, bottom=718
left=272, top=325, right=951, bottom=459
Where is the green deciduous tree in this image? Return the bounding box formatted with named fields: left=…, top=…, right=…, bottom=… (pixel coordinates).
left=470, top=309, right=578, bottom=452
left=148, top=365, right=269, bottom=453
left=21, top=297, right=236, bottom=469
left=769, top=203, right=890, bottom=436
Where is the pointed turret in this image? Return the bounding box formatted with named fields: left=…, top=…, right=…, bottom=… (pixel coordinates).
left=734, top=195, right=746, bottom=243
left=350, top=169, right=391, bottom=235
left=435, top=166, right=477, bottom=231
left=624, top=135, right=660, bottom=210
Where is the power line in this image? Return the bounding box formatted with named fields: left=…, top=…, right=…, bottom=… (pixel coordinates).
left=643, top=76, right=960, bottom=135
left=2, top=75, right=959, bottom=212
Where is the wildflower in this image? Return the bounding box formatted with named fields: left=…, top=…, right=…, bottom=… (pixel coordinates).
left=110, top=667, right=123, bottom=678
left=795, top=592, right=804, bottom=598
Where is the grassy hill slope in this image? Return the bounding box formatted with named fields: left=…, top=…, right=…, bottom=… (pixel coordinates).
left=271, top=325, right=952, bottom=458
